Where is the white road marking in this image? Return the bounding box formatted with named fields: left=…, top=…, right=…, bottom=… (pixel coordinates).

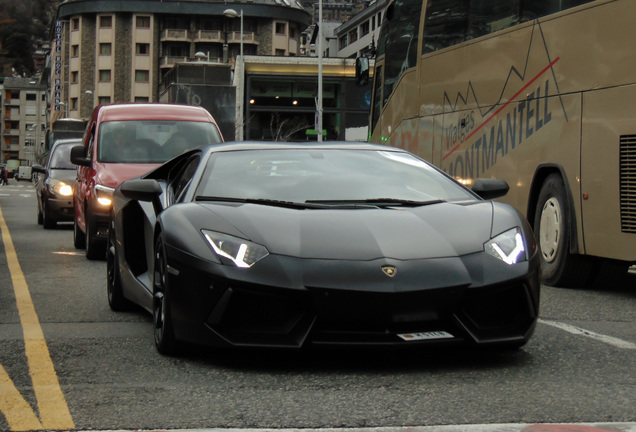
left=540, top=319, right=636, bottom=350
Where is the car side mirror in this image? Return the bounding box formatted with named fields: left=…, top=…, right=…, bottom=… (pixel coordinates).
left=31, top=164, right=46, bottom=174
left=70, top=145, right=91, bottom=167
left=471, top=178, right=509, bottom=200
left=119, top=179, right=164, bottom=214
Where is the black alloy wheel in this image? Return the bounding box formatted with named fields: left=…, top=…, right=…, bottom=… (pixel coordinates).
left=106, top=223, right=129, bottom=311
left=153, top=234, right=179, bottom=355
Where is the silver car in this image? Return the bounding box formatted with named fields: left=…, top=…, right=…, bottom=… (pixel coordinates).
left=32, top=139, right=81, bottom=229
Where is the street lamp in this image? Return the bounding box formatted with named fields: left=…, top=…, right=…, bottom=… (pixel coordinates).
left=59, top=101, right=68, bottom=117
left=223, top=8, right=244, bottom=140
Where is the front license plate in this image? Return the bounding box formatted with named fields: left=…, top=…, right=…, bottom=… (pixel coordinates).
left=398, top=331, right=454, bottom=341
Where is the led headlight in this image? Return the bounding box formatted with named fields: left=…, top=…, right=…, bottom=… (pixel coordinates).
left=48, top=179, right=73, bottom=197
left=94, top=184, right=115, bottom=207
left=202, top=230, right=269, bottom=268
left=484, top=227, right=526, bottom=265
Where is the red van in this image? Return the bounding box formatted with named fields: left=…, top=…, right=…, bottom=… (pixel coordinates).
left=70, top=103, right=223, bottom=259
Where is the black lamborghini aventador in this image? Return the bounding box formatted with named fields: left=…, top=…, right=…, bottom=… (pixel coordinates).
left=107, top=141, right=540, bottom=355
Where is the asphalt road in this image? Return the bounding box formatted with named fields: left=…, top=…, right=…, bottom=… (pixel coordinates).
left=0, top=181, right=635, bottom=432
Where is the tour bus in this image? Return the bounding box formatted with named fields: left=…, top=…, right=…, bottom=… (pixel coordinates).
left=358, top=0, right=636, bottom=287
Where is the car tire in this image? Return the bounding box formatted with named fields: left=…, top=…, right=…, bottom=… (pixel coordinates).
left=37, top=203, right=43, bottom=225
left=106, top=225, right=130, bottom=311
left=153, top=234, right=180, bottom=356
left=85, top=215, right=106, bottom=260
left=74, top=216, right=86, bottom=249
left=533, top=173, right=592, bottom=287
left=42, top=201, right=57, bottom=229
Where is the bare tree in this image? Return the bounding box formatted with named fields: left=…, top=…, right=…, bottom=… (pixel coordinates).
left=269, top=113, right=311, bottom=142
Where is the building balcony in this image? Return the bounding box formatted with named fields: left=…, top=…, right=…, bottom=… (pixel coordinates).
left=161, top=56, right=189, bottom=69
left=160, top=55, right=225, bottom=69
left=226, top=31, right=257, bottom=45
left=193, top=30, right=223, bottom=43
left=161, top=29, right=190, bottom=42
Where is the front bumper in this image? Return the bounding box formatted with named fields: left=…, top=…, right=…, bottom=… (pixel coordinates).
left=44, top=195, right=75, bottom=222
left=165, top=246, right=541, bottom=350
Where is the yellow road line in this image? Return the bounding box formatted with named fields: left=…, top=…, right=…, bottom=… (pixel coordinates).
left=0, top=206, right=75, bottom=430
left=0, top=364, right=43, bottom=431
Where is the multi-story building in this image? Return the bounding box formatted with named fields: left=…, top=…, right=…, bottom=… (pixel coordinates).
left=334, top=0, right=386, bottom=59
left=51, top=0, right=312, bottom=127
left=1, top=77, right=47, bottom=167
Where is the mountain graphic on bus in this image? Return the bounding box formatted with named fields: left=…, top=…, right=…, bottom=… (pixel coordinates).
left=441, top=21, right=568, bottom=163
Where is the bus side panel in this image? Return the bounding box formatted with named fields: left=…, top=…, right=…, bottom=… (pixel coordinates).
left=379, top=69, right=420, bottom=146
left=389, top=116, right=436, bottom=164
left=581, top=85, right=636, bottom=261
left=436, top=93, right=582, bottom=228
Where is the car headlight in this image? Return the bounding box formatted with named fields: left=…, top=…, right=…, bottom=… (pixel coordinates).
left=202, top=230, right=269, bottom=268
left=48, top=179, right=73, bottom=197
left=94, top=184, right=115, bottom=207
left=484, top=227, right=526, bottom=265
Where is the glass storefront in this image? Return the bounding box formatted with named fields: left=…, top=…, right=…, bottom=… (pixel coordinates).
left=245, top=76, right=371, bottom=141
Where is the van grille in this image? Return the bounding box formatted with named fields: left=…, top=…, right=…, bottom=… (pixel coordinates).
left=620, top=135, right=636, bottom=234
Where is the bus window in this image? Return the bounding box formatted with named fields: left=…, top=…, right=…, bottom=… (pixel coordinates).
left=382, top=0, right=421, bottom=103
left=422, top=0, right=597, bottom=55
left=522, top=0, right=595, bottom=20
left=469, top=0, right=520, bottom=39
left=371, top=65, right=383, bottom=131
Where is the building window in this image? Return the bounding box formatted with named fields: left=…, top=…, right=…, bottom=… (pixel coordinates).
left=99, top=70, right=111, bottom=82
left=275, top=22, right=287, bottom=35
left=290, top=27, right=296, bottom=38
left=71, top=45, right=79, bottom=57
left=135, top=70, right=150, bottom=82
left=135, top=97, right=150, bottom=103
left=348, top=29, right=358, bottom=44
left=26, top=93, right=36, bottom=101
left=99, top=43, right=111, bottom=55
left=98, top=96, right=111, bottom=105
left=372, top=16, right=375, bottom=31
left=361, top=22, right=370, bottom=37
left=71, top=71, right=78, bottom=84
left=99, top=15, right=112, bottom=28
left=136, top=43, right=150, bottom=55
left=339, top=35, right=347, bottom=50
left=71, top=98, right=78, bottom=110
left=136, top=16, right=151, bottom=28
left=275, top=49, right=286, bottom=56
left=71, top=18, right=79, bottom=31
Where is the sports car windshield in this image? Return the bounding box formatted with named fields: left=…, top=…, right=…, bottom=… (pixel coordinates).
left=196, top=149, right=477, bottom=205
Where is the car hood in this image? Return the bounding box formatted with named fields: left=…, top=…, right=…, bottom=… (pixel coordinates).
left=49, top=168, right=77, bottom=183
left=94, top=161, right=161, bottom=189
left=199, top=201, right=494, bottom=260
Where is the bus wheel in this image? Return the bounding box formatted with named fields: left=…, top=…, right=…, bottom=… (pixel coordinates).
left=533, top=174, right=592, bottom=287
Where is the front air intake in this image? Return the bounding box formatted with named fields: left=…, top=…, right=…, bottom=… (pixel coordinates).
left=620, top=135, right=636, bottom=234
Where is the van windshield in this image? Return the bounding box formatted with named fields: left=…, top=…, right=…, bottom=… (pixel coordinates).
left=98, top=120, right=223, bottom=163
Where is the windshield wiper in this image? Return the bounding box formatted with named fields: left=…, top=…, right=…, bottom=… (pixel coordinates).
left=195, top=196, right=330, bottom=209
left=305, top=198, right=445, bottom=207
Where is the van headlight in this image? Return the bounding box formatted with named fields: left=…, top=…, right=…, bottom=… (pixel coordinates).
left=48, top=179, right=73, bottom=197
left=95, top=185, right=115, bottom=207
left=484, top=227, right=526, bottom=265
